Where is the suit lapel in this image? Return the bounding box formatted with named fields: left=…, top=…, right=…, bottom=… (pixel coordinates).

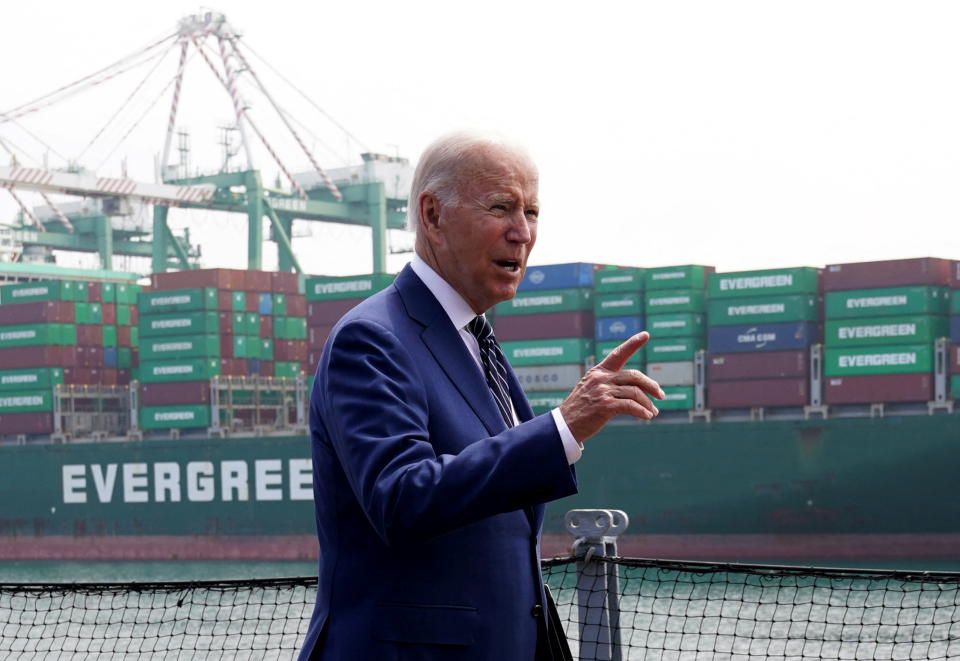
left=396, top=266, right=507, bottom=438
left=501, top=345, right=543, bottom=532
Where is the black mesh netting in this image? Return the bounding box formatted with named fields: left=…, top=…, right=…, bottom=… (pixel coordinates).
left=0, top=557, right=958, bottom=659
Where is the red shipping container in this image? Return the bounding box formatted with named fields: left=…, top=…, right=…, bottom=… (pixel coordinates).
left=101, top=369, right=118, bottom=386
left=244, top=270, right=272, bottom=293
left=708, top=350, right=808, bottom=381
left=0, top=412, right=54, bottom=435
left=76, top=325, right=103, bottom=346
left=246, top=291, right=260, bottom=312
left=825, top=373, right=932, bottom=404
left=151, top=268, right=246, bottom=291
left=88, top=282, right=102, bottom=302
left=275, top=339, right=308, bottom=362
left=220, top=334, right=234, bottom=358
left=823, top=257, right=953, bottom=291
left=0, top=346, right=76, bottom=368
left=951, top=261, right=960, bottom=289
left=494, top=311, right=594, bottom=341
left=259, top=361, right=274, bottom=377
left=271, top=271, right=300, bottom=294
left=140, top=381, right=210, bottom=406
left=708, top=378, right=808, bottom=409
left=117, top=326, right=131, bottom=347
left=951, top=345, right=960, bottom=374
left=218, top=312, right=234, bottom=333
left=286, top=294, right=307, bottom=317
left=220, top=358, right=247, bottom=376
left=131, top=348, right=139, bottom=368
left=259, top=316, right=272, bottom=338
left=78, top=346, right=103, bottom=368
left=129, top=306, right=138, bottom=327
left=0, top=301, right=74, bottom=324
left=64, top=367, right=99, bottom=385
left=118, top=369, right=131, bottom=385
left=308, top=298, right=364, bottom=325
left=309, top=324, right=335, bottom=350
left=218, top=290, right=233, bottom=311
left=100, top=303, right=116, bottom=325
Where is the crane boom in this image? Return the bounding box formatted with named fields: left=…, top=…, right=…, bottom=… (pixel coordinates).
left=0, top=166, right=216, bottom=206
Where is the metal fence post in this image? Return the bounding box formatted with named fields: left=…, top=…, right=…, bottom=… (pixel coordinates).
left=565, top=509, right=629, bottom=661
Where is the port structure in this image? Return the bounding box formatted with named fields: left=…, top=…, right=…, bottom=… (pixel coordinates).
left=0, top=12, right=408, bottom=277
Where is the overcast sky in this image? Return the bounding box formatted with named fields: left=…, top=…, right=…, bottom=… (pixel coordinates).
left=2, top=1, right=959, bottom=276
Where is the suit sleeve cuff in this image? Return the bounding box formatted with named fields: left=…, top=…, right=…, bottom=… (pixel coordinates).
left=551, top=407, right=583, bottom=465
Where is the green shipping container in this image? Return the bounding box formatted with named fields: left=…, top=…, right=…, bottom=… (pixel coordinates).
left=708, top=294, right=819, bottom=326
left=496, top=288, right=593, bottom=316
left=595, top=341, right=644, bottom=367
left=824, top=344, right=933, bottom=376
left=116, top=304, right=133, bottom=326
left=74, top=303, right=103, bottom=325
left=274, top=317, right=306, bottom=339
left=102, top=325, right=118, bottom=347
left=305, top=274, right=394, bottom=301
left=647, top=313, right=706, bottom=339
left=646, top=337, right=704, bottom=362
left=824, top=315, right=949, bottom=347
left=138, top=288, right=218, bottom=314
left=0, top=390, right=53, bottom=413
left=0, top=323, right=76, bottom=348
left=825, top=286, right=950, bottom=319
left=594, top=268, right=645, bottom=293
left=659, top=386, right=694, bottom=410
left=952, top=374, right=960, bottom=399
left=140, top=335, right=221, bottom=361
left=100, top=282, right=116, bottom=303
left=645, top=289, right=706, bottom=315
left=140, top=405, right=211, bottom=430
left=0, top=280, right=86, bottom=304
left=139, top=358, right=221, bottom=383
left=260, top=338, right=274, bottom=361
left=275, top=361, right=303, bottom=378
left=114, top=283, right=141, bottom=305
left=130, top=326, right=139, bottom=348
left=233, top=336, right=261, bottom=359
left=527, top=390, right=568, bottom=415
left=232, top=291, right=247, bottom=311
left=594, top=292, right=643, bottom=317
left=118, top=348, right=132, bottom=369
left=0, top=368, right=63, bottom=392
left=247, top=313, right=262, bottom=337
left=951, top=293, right=960, bottom=315
left=645, top=265, right=711, bottom=291
left=272, top=294, right=287, bottom=316
left=140, top=311, right=220, bottom=337
left=501, top=338, right=594, bottom=366
left=708, top=267, right=820, bottom=299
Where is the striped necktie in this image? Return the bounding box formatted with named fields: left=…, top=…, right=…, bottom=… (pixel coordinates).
left=467, top=315, right=514, bottom=428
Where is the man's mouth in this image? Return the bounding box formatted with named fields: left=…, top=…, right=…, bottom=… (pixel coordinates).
left=494, top=259, right=521, bottom=273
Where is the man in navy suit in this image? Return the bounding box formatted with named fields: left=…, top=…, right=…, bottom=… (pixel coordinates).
left=299, top=132, right=664, bottom=660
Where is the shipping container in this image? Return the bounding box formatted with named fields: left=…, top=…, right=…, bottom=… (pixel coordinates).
left=73, top=303, right=103, bottom=325
left=823, top=257, right=953, bottom=291
left=952, top=345, right=960, bottom=374
left=645, top=265, right=714, bottom=291
left=824, top=373, right=933, bottom=404
left=308, top=324, right=334, bottom=350
left=140, top=405, right=211, bottom=430
left=260, top=338, right=274, bottom=361
left=0, top=367, right=63, bottom=392
left=103, top=347, right=118, bottom=368
left=646, top=313, right=706, bottom=339
left=708, top=350, right=808, bottom=381
left=140, top=311, right=220, bottom=337
left=101, top=303, right=116, bottom=325
left=63, top=367, right=99, bottom=385
left=150, top=268, right=246, bottom=292
left=645, top=289, right=706, bottom=314
left=708, top=294, right=819, bottom=326
left=825, top=286, right=949, bottom=319
left=232, top=291, right=247, bottom=311
left=274, top=317, right=307, bottom=340
left=593, top=267, right=645, bottom=293
left=824, top=315, right=949, bottom=347
left=0, top=411, right=54, bottom=435
left=286, top=294, right=307, bottom=317
left=0, top=323, right=76, bottom=348
left=952, top=374, right=960, bottom=397
left=496, top=288, right=593, bottom=316
left=708, top=322, right=818, bottom=353
left=271, top=271, right=300, bottom=295
left=78, top=345, right=103, bottom=368
left=102, top=326, right=118, bottom=347
left=274, top=340, right=308, bottom=362
left=708, top=267, right=820, bottom=299
left=100, top=282, right=116, bottom=303
left=595, top=316, right=645, bottom=341
left=232, top=336, right=256, bottom=359
left=647, top=361, right=695, bottom=386
left=708, top=378, right=808, bottom=409
left=518, top=263, right=598, bottom=291
left=244, top=270, right=272, bottom=293
left=138, top=288, right=218, bottom=314
left=0, top=300, right=74, bottom=325
left=595, top=341, right=644, bottom=367
left=513, top=364, right=585, bottom=391
left=496, top=311, right=594, bottom=341
left=140, top=381, right=210, bottom=407
left=823, top=344, right=933, bottom=376
left=256, top=293, right=273, bottom=315
left=116, top=304, right=133, bottom=326
left=114, top=283, right=140, bottom=304
left=0, top=390, right=53, bottom=413
left=593, top=292, right=643, bottom=317
left=501, top=338, right=594, bottom=366
left=658, top=386, right=694, bottom=410
left=140, top=335, right=221, bottom=361
left=646, top=337, right=705, bottom=362
left=87, top=281, right=102, bottom=302
left=275, top=361, right=303, bottom=378
left=138, top=358, right=222, bottom=383
left=76, top=325, right=102, bottom=346
left=952, top=316, right=960, bottom=343
left=0, top=346, right=76, bottom=369
left=0, top=280, right=86, bottom=304
left=307, top=298, right=364, bottom=325
left=305, top=274, right=394, bottom=301
left=526, top=390, right=568, bottom=415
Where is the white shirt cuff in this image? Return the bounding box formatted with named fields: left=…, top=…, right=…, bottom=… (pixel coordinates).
left=551, top=407, right=583, bottom=465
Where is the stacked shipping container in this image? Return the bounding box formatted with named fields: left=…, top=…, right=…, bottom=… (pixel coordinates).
left=952, top=261, right=960, bottom=398
left=644, top=265, right=713, bottom=411
left=498, top=263, right=597, bottom=415
left=706, top=267, right=821, bottom=408
left=822, top=258, right=952, bottom=405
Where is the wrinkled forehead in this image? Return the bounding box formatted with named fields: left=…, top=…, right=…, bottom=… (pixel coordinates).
left=458, top=144, right=539, bottom=200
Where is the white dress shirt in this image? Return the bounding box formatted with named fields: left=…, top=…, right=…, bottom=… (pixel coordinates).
left=410, top=256, right=583, bottom=465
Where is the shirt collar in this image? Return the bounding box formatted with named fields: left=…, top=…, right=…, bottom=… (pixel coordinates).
left=410, top=255, right=481, bottom=330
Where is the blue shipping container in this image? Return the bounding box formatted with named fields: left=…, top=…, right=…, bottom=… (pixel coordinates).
left=595, top=316, right=645, bottom=341
left=103, top=347, right=118, bottom=368
left=519, top=263, right=596, bottom=291
left=246, top=358, right=261, bottom=375
left=258, top=293, right=273, bottom=315
left=952, top=316, right=960, bottom=343
left=708, top=322, right=818, bottom=353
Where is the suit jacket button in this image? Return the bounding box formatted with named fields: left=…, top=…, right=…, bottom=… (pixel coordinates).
left=531, top=604, right=543, bottom=618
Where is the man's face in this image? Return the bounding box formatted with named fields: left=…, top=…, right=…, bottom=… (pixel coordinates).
left=422, top=146, right=539, bottom=313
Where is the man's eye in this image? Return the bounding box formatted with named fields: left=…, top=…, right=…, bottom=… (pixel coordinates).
left=525, top=209, right=539, bottom=220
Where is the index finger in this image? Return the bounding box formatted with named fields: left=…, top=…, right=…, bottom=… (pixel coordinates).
left=597, top=331, right=650, bottom=372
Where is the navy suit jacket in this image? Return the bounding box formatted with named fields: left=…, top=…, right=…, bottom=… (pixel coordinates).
left=299, top=265, right=579, bottom=660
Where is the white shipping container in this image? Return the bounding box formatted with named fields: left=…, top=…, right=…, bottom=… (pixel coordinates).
left=647, top=361, right=695, bottom=387
left=514, top=364, right=585, bottom=392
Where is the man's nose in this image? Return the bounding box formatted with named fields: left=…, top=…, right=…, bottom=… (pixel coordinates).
left=506, top=211, right=533, bottom=243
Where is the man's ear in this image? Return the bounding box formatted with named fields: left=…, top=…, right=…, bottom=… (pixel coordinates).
left=418, top=191, right=442, bottom=241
